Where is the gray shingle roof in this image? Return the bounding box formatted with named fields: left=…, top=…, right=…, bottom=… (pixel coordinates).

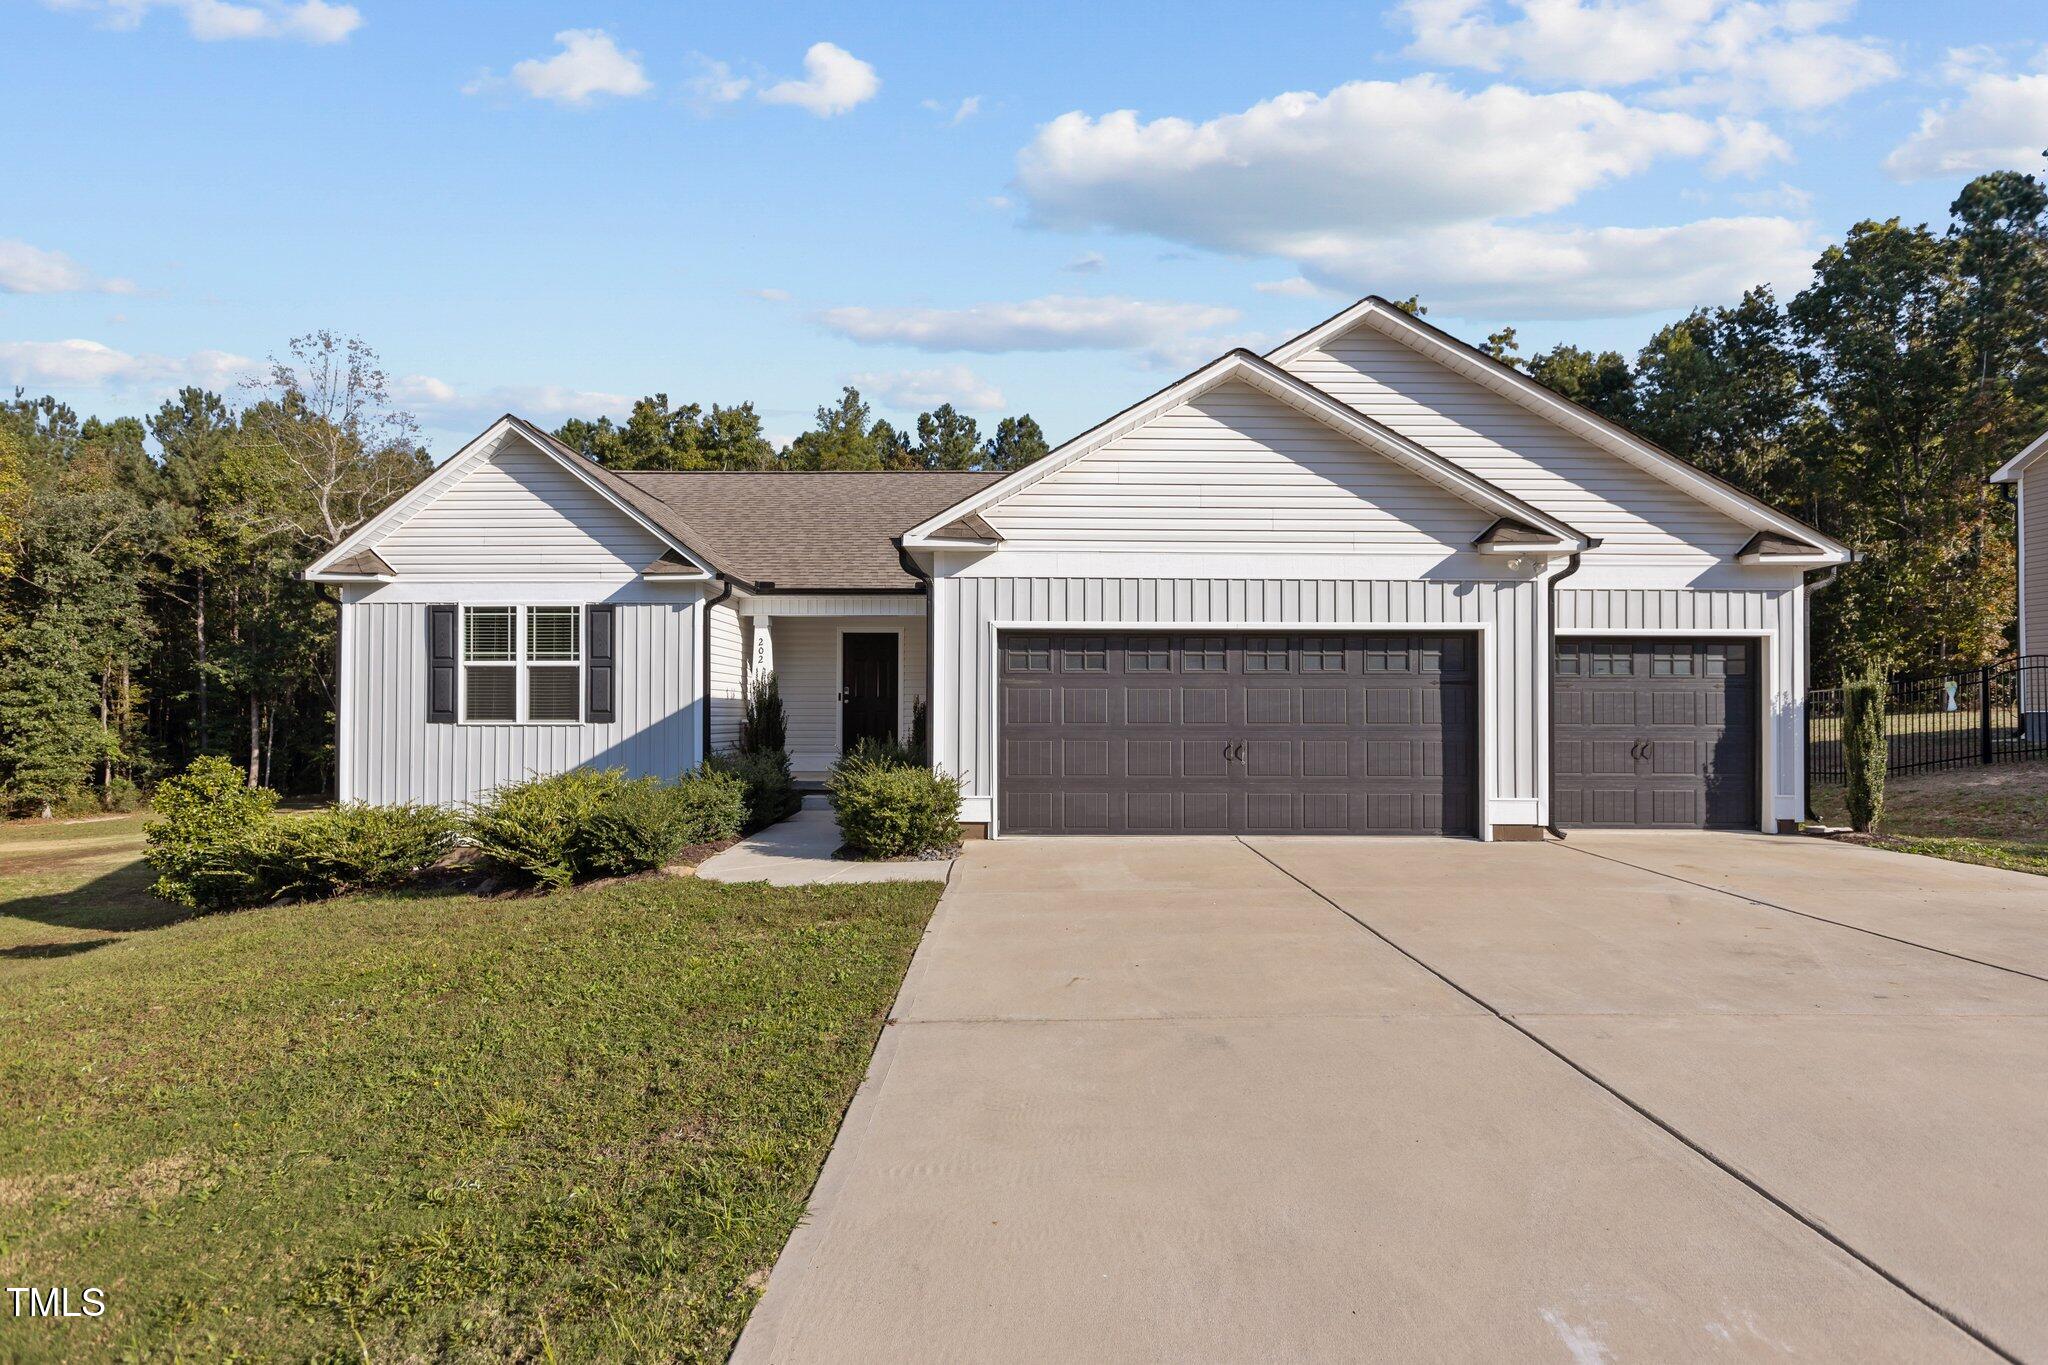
left=617, top=470, right=1004, bottom=590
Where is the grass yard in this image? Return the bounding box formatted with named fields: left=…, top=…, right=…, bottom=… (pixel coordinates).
left=0, top=812, right=941, bottom=1362
left=1810, top=761, right=2048, bottom=877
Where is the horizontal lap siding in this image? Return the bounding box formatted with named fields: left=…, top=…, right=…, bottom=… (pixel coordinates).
left=708, top=601, right=745, bottom=754
left=1283, top=330, right=1751, bottom=560
left=938, top=575, right=1540, bottom=809
left=344, top=595, right=701, bottom=806
left=378, top=445, right=666, bottom=579
left=987, top=380, right=1485, bottom=550
left=1556, top=586, right=1804, bottom=807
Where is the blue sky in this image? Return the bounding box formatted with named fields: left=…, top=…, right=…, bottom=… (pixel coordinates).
left=5, top=0, right=2046, bottom=454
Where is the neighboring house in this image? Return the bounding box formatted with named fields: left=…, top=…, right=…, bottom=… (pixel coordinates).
left=1992, top=430, right=2047, bottom=739
left=307, top=297, right=1849, bottom=839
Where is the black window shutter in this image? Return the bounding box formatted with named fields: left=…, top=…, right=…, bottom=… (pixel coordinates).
left=427, top=604, right=458, bottom=723
left=586, top=604, right=616, bottom=723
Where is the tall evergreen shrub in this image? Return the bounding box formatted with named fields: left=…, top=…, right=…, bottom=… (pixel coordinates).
left=1841, top=666, right=1887, bottom=833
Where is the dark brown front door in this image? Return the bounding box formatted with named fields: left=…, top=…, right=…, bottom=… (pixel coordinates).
left=840, top=632, right=899, bottom=752
left=996, top=632, right=1478, bottom=836
left=1552, top=638, right=1758, bottom=828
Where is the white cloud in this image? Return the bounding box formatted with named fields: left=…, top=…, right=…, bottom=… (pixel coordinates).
left=850, top=365, right=1006, bottom=413
left=815, top=294, right=1240, bottom=355
left=1019, top=77, right=1725, bottom=250
left=686, top=54, right=750, bottom=106
left=1294, top=217, right=1816, bottom=318
left=1885, top=70, right=2048, bottom=181
left=47, top=0, right=360, bottom=42
left=1014, top=75, right=1811, bottom=319
left=1730, top=181, right=1814, bottom=213
left=468, top=30, right=652, bottom=107
left=392, top=374, right=632, bottom=425
left=1254, top=276, right=1327, bottom=298
left=746, top=287, right=792, bottom=302
left=922, top=95, right=980, bottom=125
left=759, top=42, right=879, bottom=117
left=1063, top=251, right=1105, bottom=273
left=0, top=241, right=137, bottom=295
left=0, top=339, right=255, bottom=392
left=1398, top=0, right=1895, bottom=111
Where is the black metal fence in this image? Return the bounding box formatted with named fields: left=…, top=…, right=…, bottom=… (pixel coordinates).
left=1808, top=655, right=2048, bottom=788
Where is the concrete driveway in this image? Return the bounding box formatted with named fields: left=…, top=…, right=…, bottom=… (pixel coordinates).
left=734, top=834, right=2048, bottom=1363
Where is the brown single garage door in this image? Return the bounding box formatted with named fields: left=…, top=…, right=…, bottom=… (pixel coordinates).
left=996, top=632, right=1477, bottom=836
left=1552, top=638, right=1758, bottom=829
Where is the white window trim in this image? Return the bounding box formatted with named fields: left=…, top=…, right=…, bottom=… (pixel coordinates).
left=460, top=604, right=587, bottom=726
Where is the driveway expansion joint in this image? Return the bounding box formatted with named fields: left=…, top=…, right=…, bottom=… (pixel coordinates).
left=1235, top=836, right=2022, bottom=1365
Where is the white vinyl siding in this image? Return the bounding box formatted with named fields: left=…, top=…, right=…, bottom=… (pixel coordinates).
left=1555, top=584, right=1806, bottom=822
left=378, top=442, right=668, bottom=580
left=772, top=616, right=928, bottom=779
left=1280, top=326, right=1752, bottom=561
left=930, top=568, right=1544, bottom=831
left=708, top=599, right=746, bottom=754
left=2022, top=465, right=2044, bottom=657
left=340, top=587, right=703, bottom=806
left=986, top=379, right=1485, bottom=551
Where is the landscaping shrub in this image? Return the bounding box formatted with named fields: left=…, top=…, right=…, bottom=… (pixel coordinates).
left=268, top=803, right=460, bottom=899
left=837, top=736, right=919, bottom=772
left=1842, top=665, right=1888, bottom=833
left=909, top=697, right=929, bottom=764
left=582, top=771, right=747, bottom=877
left=827, top=753, right=963, bottom=860
left=738, top=671, right=787, bottom=754
left=707, top=748, right=801, bottom=832
left=465, top=768, right=625, bottom=889
left=145, top=755, right=280, bottom=910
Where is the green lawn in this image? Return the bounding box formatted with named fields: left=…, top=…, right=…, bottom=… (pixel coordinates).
left=1811, top=762, right=2048, bottom=877
left=0, top=812, right=940, bottom=1362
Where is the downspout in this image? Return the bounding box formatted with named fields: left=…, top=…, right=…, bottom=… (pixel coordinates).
left=1801, top=563, right=1843, bottom=823
left=893, top=537, right=934, bottom=766
left=1544, top=549, right=1588, bottom=841
left=700, top=578, right=735, bottom=765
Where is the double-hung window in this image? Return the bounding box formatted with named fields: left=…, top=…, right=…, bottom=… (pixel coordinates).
left=462, top=605, right=583, bottom=722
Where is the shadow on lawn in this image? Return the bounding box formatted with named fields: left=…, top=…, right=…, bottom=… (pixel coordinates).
left=1, top=862, right=197, bottom=937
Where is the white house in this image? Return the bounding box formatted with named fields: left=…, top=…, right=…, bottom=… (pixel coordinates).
left=307, top=297, right=1850, bottom=839
left=1992, top=430, right=2047, bottom=739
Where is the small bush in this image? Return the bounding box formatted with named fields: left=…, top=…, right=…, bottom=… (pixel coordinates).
left=582, top=771, right=747, bottom=877
left=706, top=748, right=801, bottom=833
left=738, top=671, right=787, bottom=755
left=909, top=697, right=929, bottom=765
left=146, top=755, right=280, bottom=910
left=1842, top=665, right=1887, bottom=833
left=269, top=803, right=459, bottom=899
left=838, top=736, right=919, bottom=773
left=827, top=757, right=962, bottom=860
left=465, top=768, right=624, bottom=889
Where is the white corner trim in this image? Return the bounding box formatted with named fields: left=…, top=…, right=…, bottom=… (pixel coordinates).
left=902, top=349, right=1586, bottom=552
left=1265, top=298, right=1849, bottom=563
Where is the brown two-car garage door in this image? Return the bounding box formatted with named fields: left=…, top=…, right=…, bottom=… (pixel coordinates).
left=996, top=632, right=1478, bottom=836
left=1552, top=637, right=1759, bottom=829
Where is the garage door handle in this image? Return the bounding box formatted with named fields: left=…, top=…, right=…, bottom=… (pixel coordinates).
left=1222, top=741, right=1244, bottom=762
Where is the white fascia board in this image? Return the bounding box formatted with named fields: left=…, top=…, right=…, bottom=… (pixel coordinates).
left=1267, top=299, right=1851, bottom=564
left=304, top=416, right=715, bottom=582
left=901, top=349, right=1586, bottom=550
left=1991, top=430, right=2048, bottom=483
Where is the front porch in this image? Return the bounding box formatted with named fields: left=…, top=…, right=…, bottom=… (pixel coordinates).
left=719, top=592, right=928, bottom=782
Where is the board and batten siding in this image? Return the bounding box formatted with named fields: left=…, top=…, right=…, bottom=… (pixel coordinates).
left=2023, top=464, right=2045, bottom=657
left=339, top=586, right=704, bottom=806
left=708, top=600, right=746, bottom=754
left=377, top=441, right=669, bottom=579
left=1280, top=326, right=1753, bottom=562
left=930, top=568, right=1545, bottom=832
left=770, top=615, right=929, bottom=778
left=1555, top=584, right=1807, bottom=821
left=985, top=378, right=1488, bottom=551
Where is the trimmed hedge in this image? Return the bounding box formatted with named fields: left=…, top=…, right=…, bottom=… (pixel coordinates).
left=1841, top=666, right=1887, bottom=833
left=706, top=748, right=801, bottom=833
left=826, top=749, right=962, bottom=860
left=582, top=771, right=748, bottom=878
left=268, top=803, right=460, bottom=900
left=466, top=767, right=749, bottom=889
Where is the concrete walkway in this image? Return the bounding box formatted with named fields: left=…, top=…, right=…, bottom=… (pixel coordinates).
left=735, top=834, right=2048, bottom=1363
left=696, top=796, right=951, bottom=886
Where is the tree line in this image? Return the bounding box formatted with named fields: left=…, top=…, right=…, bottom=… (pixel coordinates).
left=0, top=170, right=2040, bottom=812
